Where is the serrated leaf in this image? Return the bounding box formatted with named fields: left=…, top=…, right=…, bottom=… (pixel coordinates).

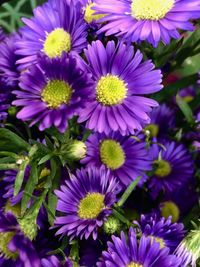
left=0, top=128, right=30, bottom=153
left=176, top=95, right=195, bottom=124
left=14, top=160, right=28, bottom=196
left=21, top=161, right=38, bottom=214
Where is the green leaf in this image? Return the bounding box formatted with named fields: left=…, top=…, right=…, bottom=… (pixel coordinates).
left=117, top=176, right=141, bottom=207
left=0, top=128, right=30, bottom=153
left=176, top=95, right=195, bottom=124
left=0, top=163, right=18, bottom=170
left=21, top=161, right=38, bottom=214
left=38, top=153, right=53, bottom=165
left=14, top=160, right=29, bottom=196
left=47, top=192, right=57, bottom=225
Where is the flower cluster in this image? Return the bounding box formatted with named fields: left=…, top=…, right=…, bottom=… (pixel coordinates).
left=0, top=0, right=199, bottom=266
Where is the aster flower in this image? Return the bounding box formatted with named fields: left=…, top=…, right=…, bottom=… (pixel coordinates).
left=13, top=53, right=93, bottom=133
left=159, top=182, right=198, bottom=222
left=137, top=214, right=185, bottom=253
left=145, top=104, right=175, bottom=138
left=78, top=40, right=163, bottom=135
left=0, top=212, right=40, bottom=267
left=54, top=167, right=119, bottom=240
left=94, top=0, right=200, bottom=47
left=16, top=0, right=87, bottom=69
left=175, top=227, right=200, bottom=267
left=0, top=34, right=19, bottom=88
left=41, top=256, right=73, bottom=267
left=97, top=227, right=181, bottom=267
left=81, top=132, right=151, bottom=187
left=148, top=139, right=194, bottom=197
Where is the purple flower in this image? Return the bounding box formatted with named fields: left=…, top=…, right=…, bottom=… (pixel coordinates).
left=0, top=212, right=40, bottom=267
left=0, top=27, right=5, bottom=42
left=41, top=256, right=72, bottom=267
left=78, top=40, right=163, bottom=135
left=82, top=132, right=151, bottom=187
left=13, top=53, right=93, bottom=133
left=94, top=0, right=200, bottom=47
left=16, top=0, right=87, bottom=69
left=97, top=227, right=181, bottom=267
left=137, top=214, right=185, bottom=253
left=148, top=139, right=194, bottom=197
left=0, top=34, right=20, bottom=88
left=145, top=104, right=175, bottom=138
left=54, top=167, right=119, bottom=240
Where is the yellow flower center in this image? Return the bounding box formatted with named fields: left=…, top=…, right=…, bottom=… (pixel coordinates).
left=43, top=28, right=71, bottom=58
left=41, top=80, right=72, bottom=109
left=0, top=232, right=18, bottom=260
left=84, top=3, right=105, bottom=23
left=150, top=236, right=165, bottom=248
left=161, top=201, right=180, bottom=222
left=154, top=159, right=172, bottom=177
left=127, top=263, right=143, bottom=267
left=145, top=124, right=159, bottom=137
left=100, top=139, right=125, bottom=170
left=78, top=193, right=104, bottom=219
left=131, top=0, right=174, bottom=20
left=96, top=75, right=127, bottom=106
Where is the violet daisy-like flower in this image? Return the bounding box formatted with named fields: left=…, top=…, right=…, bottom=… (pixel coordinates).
left=80, top=0, right=104, bottom=26
left=16, top=0, right=87, bottom=69
left=54, top=167, right=119, bottom=240
left=137, top=214, right=185, bottom=253
left=148, top=139, right=194, bottom=197
left=97, top=227, right=181, bottom=267
left=78, top=40, right=163, bottom=135
left=94, top=0, right=200, bottom=47
left=13, top=53, right=93, bottom=133
left=145, top=104, right=175, bottom=138
left=81, top=132, right=151, bottom=187
left=0, top=212, right=40, bottom=267
left=41, top=256, right=73, bottom=267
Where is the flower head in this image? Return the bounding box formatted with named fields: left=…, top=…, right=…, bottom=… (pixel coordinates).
left=97, top=227, right=181, bottom=267
left=175, top=227, right=200, bottom=267
left=54, top=167, right=119, bottom=240
left=94, top=0, right=200, bottom=47
left=16, top=0, right=87, bottom=69
left=78, top=40, right=163, bottom=135
left=148, top=139, right=194, bottom=197
left=13, top=53, right=93, bottom=133
left=82, top=132, right=151, bottom=187
left=138, top=213, right=185, bottom=252
left=145, top=104, right=175, bottom=138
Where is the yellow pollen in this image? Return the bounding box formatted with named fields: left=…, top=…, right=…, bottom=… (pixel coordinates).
left=161, top=201, right=180, bottom=222
left=43, top=28, right=71, bottom=58
left=100, top=139, right=125, bottom=170
left=131, top=0, right=174, bottom=20
left=0, top=232, right=18, bottom=260
left=84, top=3, right=105, bottom=23
left=78, top=193, right=104, bottom=219
left=150, top=236, right=165, bottom=249
left=96, top=75, right=127, bottom=106
left=145, top=124, right=159, bottom=137
left=41, top=80, right=72, bottom=109
left=154, top=159, right=172, bottom=177
left=127, top=263, right=143, bottom=267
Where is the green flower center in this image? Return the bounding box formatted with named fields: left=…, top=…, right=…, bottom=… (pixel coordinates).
left=103, top=216, right=121, bottom=235
left=100, top=139, right=125, bottom=170
left=154, top=159, right=172, bottom=177
left=43, top=28, right=71, bottom=58
left=41, top=80, right=72, bottom=109
left=161, top=201, right=180, bottom=222
left=78, top=193, right=104, bottom=219
left=96, top=75, right=127, bottom=106
left=145, top=124, right=159, bottom=137
left=131, top=0, right=174, bottom=20
left=150, top=236, right=165, bottom=248
left=84, top=3, right=104, bottom=23
left=127, top=263, right=143, bottom=267
left=0, top=232, right=18, bottom=260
